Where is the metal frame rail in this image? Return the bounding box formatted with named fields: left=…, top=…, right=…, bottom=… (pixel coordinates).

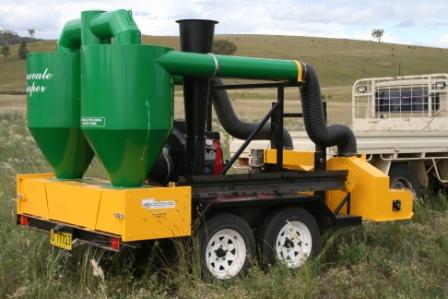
left=208, top=81, right=328, bottom=174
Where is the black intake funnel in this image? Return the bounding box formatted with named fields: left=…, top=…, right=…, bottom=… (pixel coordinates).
left=176, top=19, right=218, bottom=175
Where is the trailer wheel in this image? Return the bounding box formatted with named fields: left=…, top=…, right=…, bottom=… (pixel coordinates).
left=389, top=163, right=423, bottom=198
left=258, top=208, right=320, bottom=268
left=199, top=213, right=255, bottom=281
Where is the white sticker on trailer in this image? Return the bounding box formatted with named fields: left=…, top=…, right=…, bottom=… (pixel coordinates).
left=141, top=198, right=176, bottom=210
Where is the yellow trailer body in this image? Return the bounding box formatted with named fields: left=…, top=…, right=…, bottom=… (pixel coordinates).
left=16, top=174, right=192, bottom=242
left=264, top=149, right=413, bottom=222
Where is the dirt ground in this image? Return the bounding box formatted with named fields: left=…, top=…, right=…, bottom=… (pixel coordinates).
left=0, top=95, right=26, bottom=113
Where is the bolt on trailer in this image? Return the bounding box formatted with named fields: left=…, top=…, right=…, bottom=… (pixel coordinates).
left=231, top=74, right=448, bottom=197
left=17, top=9, right=412, bottom=281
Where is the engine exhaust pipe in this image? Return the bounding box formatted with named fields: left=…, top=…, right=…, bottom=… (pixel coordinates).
left=176, top=19, right=218, bottom=175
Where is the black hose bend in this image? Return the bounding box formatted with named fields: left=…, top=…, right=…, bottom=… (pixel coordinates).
left=210, top=78, right=293, bottom=148
left=299, top=63, right=357, bottom=156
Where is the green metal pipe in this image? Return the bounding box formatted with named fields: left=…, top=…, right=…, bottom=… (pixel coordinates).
left=157, top=51, right=301, bottom=81
left=90, top=9, right=141, bottom=44
left=57, top=19, right=81, bottom=53
left=81, top=10, right=105, bottom=45
left=57, top=9, right=141, bottom=53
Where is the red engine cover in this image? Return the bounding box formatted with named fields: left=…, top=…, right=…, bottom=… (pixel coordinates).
left=213, top=139, right=224, bottom=175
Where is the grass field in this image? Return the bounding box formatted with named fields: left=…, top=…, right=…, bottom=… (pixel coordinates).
left=1, top=35, right=448, bottom=298
left=0, top=100, right=447, bottom=298
left=0, top=113, right=447, bottom=298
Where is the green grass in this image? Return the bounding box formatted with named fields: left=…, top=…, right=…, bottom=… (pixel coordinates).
left=1, top=111, right=447, bottom=298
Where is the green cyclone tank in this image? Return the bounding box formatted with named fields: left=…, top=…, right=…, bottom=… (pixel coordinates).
left=27, top=52, right=93, bottom=179
left=81, top=44, right=174, bottom=187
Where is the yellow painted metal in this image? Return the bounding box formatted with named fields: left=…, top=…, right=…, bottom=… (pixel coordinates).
left=16, top=173, right=191, bottom=242
left=16, top=173, right=53, bottom=219
left=292, top=60, right=304, bottom=81
left=46, top=180, right=103, bottom=230
left=264, top=149, right=314, bottom=171
left=326, top=156, right=413, bottom=222
left=96, top=186, right=192, bottom=241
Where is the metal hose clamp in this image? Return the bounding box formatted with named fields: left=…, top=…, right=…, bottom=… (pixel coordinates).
left=293, top=60, right=306, bottom=82
left=208, top=53, right=220, bottom=77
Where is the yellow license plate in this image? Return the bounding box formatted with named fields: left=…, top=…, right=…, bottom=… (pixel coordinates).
left=50, top=229, right=72, bottom=250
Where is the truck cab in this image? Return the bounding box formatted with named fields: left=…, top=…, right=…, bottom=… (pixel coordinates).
left=352, top=74, right=448, bottom=194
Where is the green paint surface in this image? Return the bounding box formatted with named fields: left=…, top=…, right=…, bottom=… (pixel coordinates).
left=157, top=51, right=299, bottom=80
left=27, top=52, right=93, bottom=178
left=81, top=44, right=174, bottom=187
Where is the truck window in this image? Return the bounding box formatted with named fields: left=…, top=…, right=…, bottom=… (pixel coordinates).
left=375, top=88, right=440, bottom=113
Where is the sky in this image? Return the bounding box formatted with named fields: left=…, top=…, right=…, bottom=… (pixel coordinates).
left=1, top=0, right=448, bottom=48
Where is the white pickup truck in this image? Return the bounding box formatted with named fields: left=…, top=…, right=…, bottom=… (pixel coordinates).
left=230, top=74, right=448, bottom=196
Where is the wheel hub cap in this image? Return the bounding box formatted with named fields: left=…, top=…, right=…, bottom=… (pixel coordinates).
left=205, top=229, right=246, bottom=280
left=275, top=221, right=312, bottom=268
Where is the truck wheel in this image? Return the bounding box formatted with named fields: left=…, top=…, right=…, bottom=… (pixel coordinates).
left=199, top=213, right=255, bottom=281
left=389, top=163, right=423, bottom=198
left=258, top=208, right=320, bottom=268
left=428, top=173, right=445, bottom=195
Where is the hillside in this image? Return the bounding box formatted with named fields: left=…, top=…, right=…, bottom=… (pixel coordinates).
left=1, top=35, right=448, bottom=93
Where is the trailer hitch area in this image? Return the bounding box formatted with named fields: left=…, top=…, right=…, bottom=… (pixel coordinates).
left=326, top=156, right=413, bottom=222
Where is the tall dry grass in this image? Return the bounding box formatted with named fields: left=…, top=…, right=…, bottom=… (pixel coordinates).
left=0, top=112, right=447, bottom=298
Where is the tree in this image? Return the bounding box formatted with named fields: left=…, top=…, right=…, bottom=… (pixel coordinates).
left=213, top=39, right=237, bottom=55
left=28, top=28, right=35, bottom=39
left=1, top=29, right=16, bottom=45
left=18, top=41, right=28, bottom=59
left=1, top=45, right=10, bottom=61
left=0, top=29, right=14, bottom=61
left=372, top=28, right=384, bottom=43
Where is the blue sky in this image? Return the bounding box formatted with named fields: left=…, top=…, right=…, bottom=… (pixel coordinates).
left=1, top=0, right=448, bottom=48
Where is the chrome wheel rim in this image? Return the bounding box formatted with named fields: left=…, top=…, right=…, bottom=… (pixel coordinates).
left=275, top=221, right=312, bottom=268
left=205, top=229, right=246, bottom=280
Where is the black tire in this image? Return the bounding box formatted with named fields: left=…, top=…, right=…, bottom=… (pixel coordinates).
left=199, top=213, right=256, bottom=281
left=427, top=173, right=441, bottom=196
left=257, top=207, right=320, bottom=268
left=389, top=163, right=423, bottom=198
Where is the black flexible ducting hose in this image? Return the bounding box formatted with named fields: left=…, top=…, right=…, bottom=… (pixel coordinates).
left=149, top=64, right=356, bottom=185
left=299, top=63, right=357, bottom=156
left=210, top=78, right=293, bottom=148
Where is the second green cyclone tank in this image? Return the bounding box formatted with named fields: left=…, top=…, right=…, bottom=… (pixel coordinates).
left=81, top=44, right=174, bottom=187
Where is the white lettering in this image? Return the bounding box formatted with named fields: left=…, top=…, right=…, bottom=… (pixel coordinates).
left=26, top=67, right=54, bottom=97
left=26, top=68, right=54, bottom=81
left=42, top=68, right=48, bottom=79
